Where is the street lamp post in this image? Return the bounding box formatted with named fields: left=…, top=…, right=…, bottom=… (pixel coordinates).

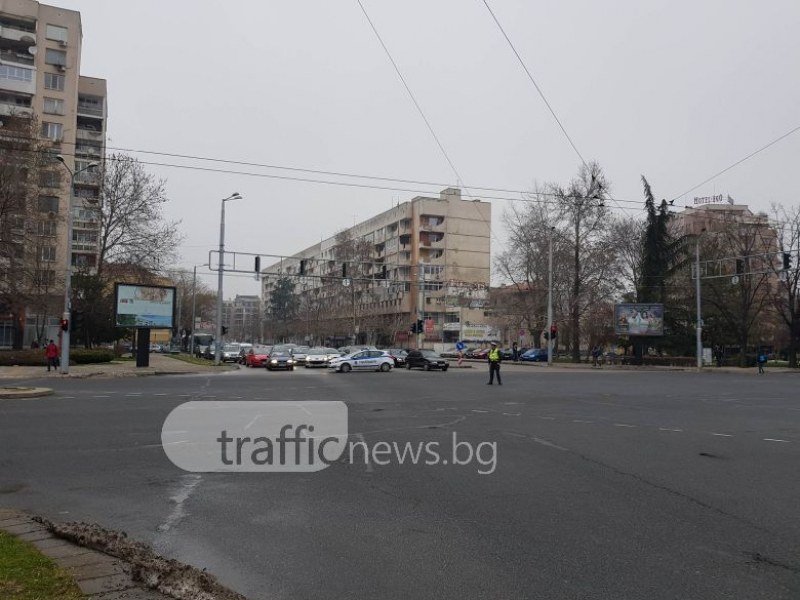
left=56, top=155, right=98, bottom=374
left=547, top=226, right=555, bottom=366
left=695, top=228, right=705, bottom=371
left=216, top=193, right=242, bottom=365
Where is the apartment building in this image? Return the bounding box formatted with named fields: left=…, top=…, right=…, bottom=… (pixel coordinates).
left=261, top=188, right=491, bottom=347
left=222, top=294, right=262, bottom=342
left=0, top=0, right=107, bottom=347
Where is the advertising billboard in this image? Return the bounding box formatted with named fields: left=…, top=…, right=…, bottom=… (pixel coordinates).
left=614, top=303, right=664, bottom=336
left=114, top=283, right=176, bottom=329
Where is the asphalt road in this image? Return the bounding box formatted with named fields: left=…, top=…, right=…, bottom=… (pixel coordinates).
left=1, top=363, right=799, bottom=599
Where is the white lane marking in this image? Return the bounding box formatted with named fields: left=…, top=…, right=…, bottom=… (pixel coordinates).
left=472, top=409, right=489, bottom=414
left=354, top=433, right=373, bottom=473
left=201, top=395, right=217, bottom=399
left=157, top=474, right=202, bottom=533
left=659, top=428, right=683, bottom=432
left=61, top=396, right=75, bottom=399
left=535, top=416, right=555, bottom=420
left=163, top=440, right=188, bottom=446
left=711, top=433, right=732, bottom=437
left=92, top=395, right=109, bottom=398
left=244, top=415, right=262, bottom=430
left=507, top=432, right=568, bottom=452
left=125, top=393, right=141, bottom=397
left=614, top=423, right=636, bottom=428
left=154, top=393, right=167, bottom=396
left=573, top=419, right=592, bottom=423
left=502, top=412, right=521, bottom=416
left=178, top=394, right=190, bottom=397
left=763, top=438, right=790, bottom=443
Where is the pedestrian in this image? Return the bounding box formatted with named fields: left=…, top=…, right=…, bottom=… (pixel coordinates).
left=757, top=350, right=768, bottom=375
left=44, top=339, right=59, bottom=372
left=512, top=341, right=519, bottom=362
left=456, top=340, right=465, bottom=367
left=591, top=345, right=601, bottom=368
left=715, top=346, right=723, bottom=368
left=487, top=341, right=502, bottom=385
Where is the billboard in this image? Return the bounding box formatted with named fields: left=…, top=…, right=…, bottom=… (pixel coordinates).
left=614, top=303, right=664, bottom=336
left=114, top=283, right=176, bottom=329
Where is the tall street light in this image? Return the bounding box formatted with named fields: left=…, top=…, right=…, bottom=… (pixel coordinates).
left=216, top=193, right=242, bottom=365
left=547, top=226, right=555, bottom=366
left=695, top=228, right=706, bottom=371
left=56, top=155, right=99, bottom=374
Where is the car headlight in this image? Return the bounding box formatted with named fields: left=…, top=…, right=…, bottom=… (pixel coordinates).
left=271, top=359, right=277, bottom=364
left=287, top=359, right=294, bottom=364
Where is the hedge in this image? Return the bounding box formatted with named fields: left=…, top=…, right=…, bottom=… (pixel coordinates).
left=0, top=349, right=115, bottom=367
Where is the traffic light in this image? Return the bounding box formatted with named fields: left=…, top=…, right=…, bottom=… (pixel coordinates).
left=254, top=256, right=261, bottom=273
left=342, top=263, right=348, bottom=278
left=783, top=252, right=792, bottom=271
left=300, top=259, right=307, bottom=276
left=71, top=311, right=85, bottom=333
left=410, top=321, right=417, bottom=333
left=417, top=319, right=424, bottom=333
left=60, top=318, right=69, bottom=332
left=736, top=259, right=745, bottom=274
left=221, top=326, right=228, bottom=336
left=550, top=324, right=558, bottom=339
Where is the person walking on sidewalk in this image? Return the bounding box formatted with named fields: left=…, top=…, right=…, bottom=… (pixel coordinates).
left=487, top=341, right=502, bottom=385
left=44, top=340, right=59, bottom=372
left=757, top=350, right=768, bottom=375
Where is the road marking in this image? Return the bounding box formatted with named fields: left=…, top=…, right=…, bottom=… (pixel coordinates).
left=711, top=433, right=732, bottom=437
left=763, top=438, right=790, bottom=443
left=125, top=393, right=141, bottom=397
left=659, top=428, right=683, bottom=432
left=157, top=474, right=202, bottom=533
left=61, top=396, right=75, bottom=399
left=472, top=409, right=489, bottom=414
left=154, top=393, right=167, bottom=396
left=354, top=433, right=373, bottom=473
left=91, top=395, right=110, bottom=398
left=614, top=423, right=636, bottom=428
left=573, top=419, right=592, bottom=423
left=507, top=432, right=567, bottom=452
left=163, top=440, right=188, bottom=446
left=229, top=396, right=243, bottom=399
left=535, top=416, right=555, bottom=420
left=502, top=412, right=521, bottom=416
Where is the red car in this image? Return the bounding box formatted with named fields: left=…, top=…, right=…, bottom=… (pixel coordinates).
left=245, top=345, right=272, bottom=368
left=470, top=348, right=490, bottom=360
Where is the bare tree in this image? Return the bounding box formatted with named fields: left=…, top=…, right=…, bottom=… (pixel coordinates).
left=768, top=203, right=800, bottom=367
left=98, top=154, right=182, bottom=275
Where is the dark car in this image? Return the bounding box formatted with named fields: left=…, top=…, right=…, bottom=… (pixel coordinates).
left=406, top=349, right=449, bottom=371
left=520, top=348, right=548, bottom=362
left=266, top=351, right=295, bottom=371
left=384, top=348, right=408, bottom=367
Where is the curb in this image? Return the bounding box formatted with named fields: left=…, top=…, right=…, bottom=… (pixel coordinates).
left=0, top=386, right=54, bottom=399
left=0, top=509, right=171, bottom=599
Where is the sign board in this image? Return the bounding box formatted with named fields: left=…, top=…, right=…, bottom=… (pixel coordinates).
left=693, top=194, right=734, bottom=206
left=114, top=283, right=176, bottom=329
left=424, top=319, right=435, bottom=334
left=461, top=324, right=500, bottom=342
left=614, top=303, right=664, bottom=336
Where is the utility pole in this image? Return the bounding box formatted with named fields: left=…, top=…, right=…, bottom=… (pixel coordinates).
left=695, top=229, right=705, bottom=371
left=190, top=265, right=197, bottom=356
left=547, top=226, right=554, bottom=366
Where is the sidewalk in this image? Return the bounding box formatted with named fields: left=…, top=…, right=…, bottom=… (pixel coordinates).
left=0, top=353, right=238, bottom=380
left=465, top=358, right=799, bottom=374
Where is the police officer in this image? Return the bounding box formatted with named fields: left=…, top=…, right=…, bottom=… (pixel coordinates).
left=487, top=341, right=502, bottom=385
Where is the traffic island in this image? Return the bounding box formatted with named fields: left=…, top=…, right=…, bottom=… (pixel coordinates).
left=0, top=386, right=53, bottom=399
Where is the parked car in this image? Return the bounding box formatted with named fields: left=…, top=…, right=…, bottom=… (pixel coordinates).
left=439, top=347, right=459, bottom=358
left=266, top=351, right=295, bottom=371
left=202, top=344, right=217, bottom=360
left=236, top=343, right=253, bottom=363
left=406, top=349, right=449, bottom=371
left=469, top=348, right=490, bottom=360
left=329, top=350, right=393, bottom=373
left=149, top=343, right=163, bottom=353
left=305, top=347, right=340, bottom=367
left=520, top=348, right=548, bottom=362
left=383, top=348, right=408, bottom=367
left=245, top=345, right=272, bottom=368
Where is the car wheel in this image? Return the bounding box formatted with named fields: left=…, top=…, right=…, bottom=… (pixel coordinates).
left=442, top=365, right=449, bottom=372
left=380, top=363, right=390, bottom=372
left=425, top=363, right=431, bottom=371
left=290, top=366, right=295, bottom=371
left=341, top=363, right=352, bottom=373
left=406, top=363, right=412, bottom=369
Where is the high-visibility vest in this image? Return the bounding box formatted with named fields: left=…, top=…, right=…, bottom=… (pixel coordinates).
left=489, top=348, right=500, bottom=362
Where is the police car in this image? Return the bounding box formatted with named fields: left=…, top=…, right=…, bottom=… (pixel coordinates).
left=328, top=350, right=394, bottom=373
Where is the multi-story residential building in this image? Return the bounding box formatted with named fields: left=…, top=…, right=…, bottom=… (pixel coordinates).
left=261, top=188, right=491, bottom=348
left=0, top=0, right=106, bottom=347
left=222, top=294, right=262, bottom=342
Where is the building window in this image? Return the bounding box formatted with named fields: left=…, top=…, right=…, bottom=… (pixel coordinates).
left=45, top=24, right=68, bottom=42
left=44, top=49, right=67, bottom=67
left=41, top=122, right=63, bottom=141
left=43, top=97, right=64, bottom=115
left=38, top=170, right=62, bottom=188
left=34, top=269, right=56, bottom=287
left=38, top=246, right=56, bottom=262
left=0, top=64, right=33, bottom=82
left=44, top=72, right=65, bottom=91
left=37, top=221, right=57, bottom=237
left=38, top=196, right=59, bottom=213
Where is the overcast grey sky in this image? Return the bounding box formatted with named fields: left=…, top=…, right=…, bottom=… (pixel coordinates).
left=50, top=0, right=800, bottom=297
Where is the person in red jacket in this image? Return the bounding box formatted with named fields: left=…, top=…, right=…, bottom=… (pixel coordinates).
left=45, top=340, right=59, bottom=372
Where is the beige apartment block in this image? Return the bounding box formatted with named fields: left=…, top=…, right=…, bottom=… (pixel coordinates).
left=0, top=0, right=107, bottom=347
left=261, top=188, right=492, bottom=348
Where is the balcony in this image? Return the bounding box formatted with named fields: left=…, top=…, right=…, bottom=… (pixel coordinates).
left=0, top=47, right=34, bottom=66
left=75, top=143, right=103, bottom=158
left=76, top=128, right=104, bottom=142
left=0, top=91, right=32, bottom=116
left=74, top=171, right=101, bottom=185
left=77, top=96, right=104, bottom=118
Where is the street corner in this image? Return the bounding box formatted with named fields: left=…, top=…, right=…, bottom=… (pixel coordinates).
left=0, top=386, right=54, bottom=399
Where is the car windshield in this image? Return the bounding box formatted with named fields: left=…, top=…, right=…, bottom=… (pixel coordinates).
left=293, top=346, right=310, bottom=353
left=251, top=346, right=270, bottom=354
left=421, top=350, right=440, bottom=357
left=272, top=345, right=291, bottom=353
left=223, top=344, right=239, bottom=351
left=271, top=352, right=290, bottom=358
left=307, top=347, right=327, bottom=355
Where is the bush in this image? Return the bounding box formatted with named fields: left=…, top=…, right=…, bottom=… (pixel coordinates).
left=640, top=356, right=698, bottom=367
left=0, top=348, right=114, bottom=366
